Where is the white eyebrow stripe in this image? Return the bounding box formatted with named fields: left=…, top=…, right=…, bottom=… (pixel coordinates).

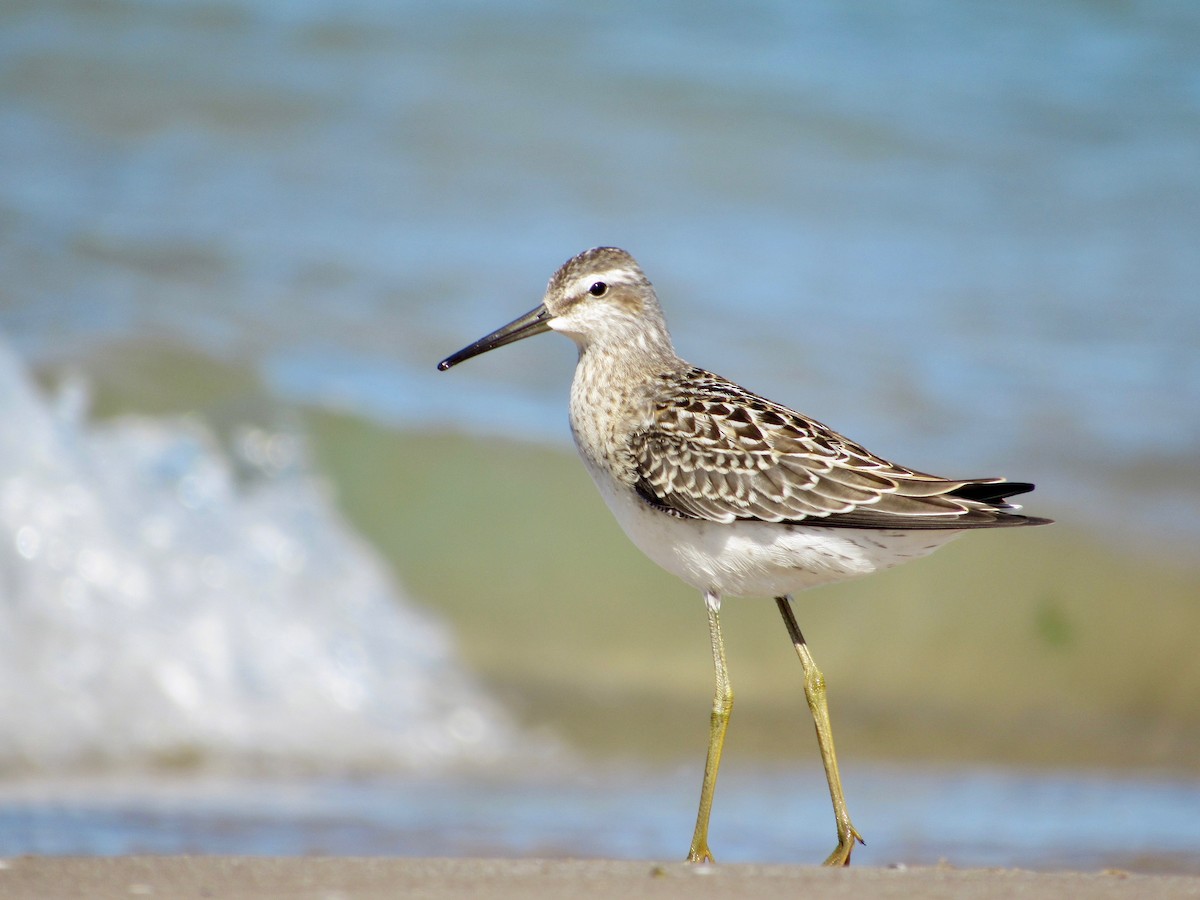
left=566, top=269, right=637, bottom=297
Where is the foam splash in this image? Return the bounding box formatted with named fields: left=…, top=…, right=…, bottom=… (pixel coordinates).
left=0, top=337, right=524, bottom=774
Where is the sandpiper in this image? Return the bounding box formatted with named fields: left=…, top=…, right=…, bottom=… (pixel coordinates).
left=437, top=247, right=1050, bottom=866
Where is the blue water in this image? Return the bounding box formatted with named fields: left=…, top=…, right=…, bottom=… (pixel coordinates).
left=2, top=765, right=1198, bottom=873
left=2, top=0, right=1199, bottom=871
left=2, top=0, right=1198, bottom=541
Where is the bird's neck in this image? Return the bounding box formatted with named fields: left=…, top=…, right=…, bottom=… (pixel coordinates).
left=567, top=330, right=683, bottom=475
left=573, top=317, right=677, bottom=371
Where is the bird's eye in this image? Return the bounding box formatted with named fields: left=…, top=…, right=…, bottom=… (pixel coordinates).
left=588, top=281, right=609, bottom=297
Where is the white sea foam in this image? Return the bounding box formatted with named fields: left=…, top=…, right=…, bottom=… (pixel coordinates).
left=0, top=337, right=524, bottom=774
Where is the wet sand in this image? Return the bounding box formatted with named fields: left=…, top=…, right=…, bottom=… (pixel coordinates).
left=2, top=857, right=1198, bottom=900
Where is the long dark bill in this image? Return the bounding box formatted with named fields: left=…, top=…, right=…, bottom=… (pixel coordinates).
left=437, top=304, right=554, bottom=371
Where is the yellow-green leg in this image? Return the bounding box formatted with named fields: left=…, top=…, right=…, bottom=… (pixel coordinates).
left=686, top=590, right=732, bottom=863
left=775, top=594, right=864, bottom=866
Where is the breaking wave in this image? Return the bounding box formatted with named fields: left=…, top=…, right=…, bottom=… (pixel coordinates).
left=0, top=336, right=525, bottom=774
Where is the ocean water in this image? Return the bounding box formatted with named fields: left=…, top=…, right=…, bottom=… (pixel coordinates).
left=2, top=0, right=1198, bottom=541
left=1, top=0, right=1199, bottom=870
left=2, top=766, right=1199, bottom=873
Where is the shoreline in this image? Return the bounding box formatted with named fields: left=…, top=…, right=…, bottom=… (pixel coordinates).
left=3, top=857, right=1198, bottom=900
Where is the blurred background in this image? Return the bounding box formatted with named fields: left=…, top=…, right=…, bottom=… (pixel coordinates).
left=1, top=0, right=1198, bottom=873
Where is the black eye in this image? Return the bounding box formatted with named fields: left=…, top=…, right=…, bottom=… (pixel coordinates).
left=588, top=281, right=609, bottom=297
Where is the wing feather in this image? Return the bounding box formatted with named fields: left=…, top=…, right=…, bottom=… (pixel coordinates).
left=628, top=367, right=1049, bottom=530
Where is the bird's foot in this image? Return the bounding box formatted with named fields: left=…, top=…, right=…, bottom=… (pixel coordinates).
left=686, top=844, right=715, bottom=864
left=821, top=824, right=865, bottom=867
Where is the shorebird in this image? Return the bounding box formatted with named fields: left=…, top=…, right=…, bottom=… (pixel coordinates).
left=437, top=247, right=1050, bottom=866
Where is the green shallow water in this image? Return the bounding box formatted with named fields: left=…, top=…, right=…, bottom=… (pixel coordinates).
left=69, top=341, right=1200, bottom=773
left=305, top=412, right=1200, bottom=772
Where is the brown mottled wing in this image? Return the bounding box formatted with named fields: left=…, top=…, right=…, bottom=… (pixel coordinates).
left=627, top=368, right=1049, bottom=530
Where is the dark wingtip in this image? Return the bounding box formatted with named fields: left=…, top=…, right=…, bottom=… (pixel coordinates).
left=950, top=481, right=1036, bottom=503
left=948, top=481, right=1052, bottom=527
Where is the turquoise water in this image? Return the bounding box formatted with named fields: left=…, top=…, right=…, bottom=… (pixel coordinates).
left=2, top=0, right=1199, bottom=871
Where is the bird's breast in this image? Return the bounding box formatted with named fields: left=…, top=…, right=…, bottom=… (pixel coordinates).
left=568, top=359, right=651, bottom=484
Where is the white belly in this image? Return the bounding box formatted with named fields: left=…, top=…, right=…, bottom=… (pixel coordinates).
left=587, top=464, right=962, bottom=598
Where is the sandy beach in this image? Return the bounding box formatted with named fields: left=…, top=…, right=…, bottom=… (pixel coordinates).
left=2, top=857, right=1199, bottom=900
